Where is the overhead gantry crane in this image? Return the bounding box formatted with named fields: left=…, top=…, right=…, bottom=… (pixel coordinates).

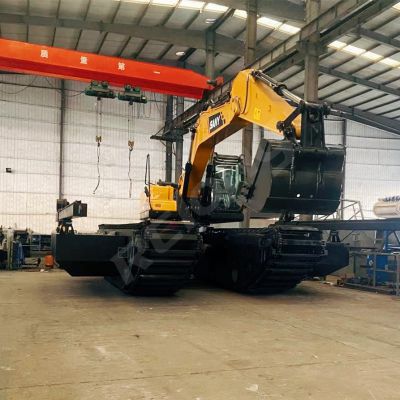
left=0, top=38, right=214, bottom=98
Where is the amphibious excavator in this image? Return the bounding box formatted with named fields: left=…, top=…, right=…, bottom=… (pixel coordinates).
left=53, top=69, right=348, bottom=295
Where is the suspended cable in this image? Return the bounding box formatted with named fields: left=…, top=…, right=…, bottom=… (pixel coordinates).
left=127, top=102, right=135, bottom=198
left=0, top=76, right=38, bottom=95
left=44, top=77, right=84, bottom=97
left=93, top=98, right=102, bottom=195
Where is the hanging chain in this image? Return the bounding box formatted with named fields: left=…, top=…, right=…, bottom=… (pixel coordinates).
left=93, top=98, right=102, bottom=195
left=127, top=102, right=135, bottom=198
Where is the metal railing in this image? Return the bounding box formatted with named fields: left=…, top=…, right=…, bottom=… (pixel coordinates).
left=292, top=199, right=364, bottom=222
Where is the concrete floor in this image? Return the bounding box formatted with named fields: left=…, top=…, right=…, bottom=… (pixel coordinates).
left=1, top=271, right=400, bottom=400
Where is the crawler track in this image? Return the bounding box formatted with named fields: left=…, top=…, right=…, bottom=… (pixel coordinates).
left=197, top=225, right=335, bottom=294
left=55, top=223, right=347, bottom=296
left=103, top=221, right=202, bottom=295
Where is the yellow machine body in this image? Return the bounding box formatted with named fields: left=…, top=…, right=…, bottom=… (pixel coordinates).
left=145, top=68, right=344, bottom=220
left=147, top=69, right=301, bottom=215
left=148, top=184, right=177, bottom=213
left=181, top=69, right=301, bottom=199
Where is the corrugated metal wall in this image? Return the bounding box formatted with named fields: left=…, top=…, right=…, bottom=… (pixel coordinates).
left=0, top=74, right=399, bottom=232
left=0, top=75, right=167, bottom=233
left=62, top=80, right=166, bottom=232
left=344, top=120, right=400, bottom=218
left=0, top=75, right=60, bottom=233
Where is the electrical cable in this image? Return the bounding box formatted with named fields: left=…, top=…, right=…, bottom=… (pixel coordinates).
left=44, top=77, right=85, bottom=97
left=0, top=76, right=38, bottom=94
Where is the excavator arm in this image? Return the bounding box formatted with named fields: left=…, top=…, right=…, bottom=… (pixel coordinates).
left=181, top=69, right=302, bottom=200
left=178, top=69, right=344, bottom=222
left=142, top=69, right=344, bottom=223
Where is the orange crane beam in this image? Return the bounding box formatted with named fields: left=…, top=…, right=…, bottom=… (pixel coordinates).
left=0, top=38, right=215, bottom=99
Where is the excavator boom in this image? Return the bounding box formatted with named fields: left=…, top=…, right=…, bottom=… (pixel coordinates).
left=179, top=69, right=344, bottom=222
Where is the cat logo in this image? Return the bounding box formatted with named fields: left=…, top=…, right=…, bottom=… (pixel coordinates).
left=208, top=112, right=225, bottom=133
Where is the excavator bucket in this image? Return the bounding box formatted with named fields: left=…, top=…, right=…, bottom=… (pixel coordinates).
left=241, top=138, right=345, bottom=215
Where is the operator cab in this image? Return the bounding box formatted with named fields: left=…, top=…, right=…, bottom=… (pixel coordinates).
left=187, top=153, right=245, bottom=224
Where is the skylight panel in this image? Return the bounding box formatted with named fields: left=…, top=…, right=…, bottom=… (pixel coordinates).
left=204, top=3, right=228, bottom=12
left=342, top=45, right=365, bottom=55
left=152, top=0, right=178, bottom=6
left=278, top=24, right=300, bottom=34
left=361, top=51, right=383, bottom=61
left=234, top=9, right=247, bottom=19
left=179, top=0, right=205, bottom=9
left=393, top=2, right=400, bottom=11
left=257, top=16, right=282, bottom=29
left=380, top=57, right=400, bottom=67
left=114, top=0, right=150, bottom=3
left=328, top=41, right=347, bottom=49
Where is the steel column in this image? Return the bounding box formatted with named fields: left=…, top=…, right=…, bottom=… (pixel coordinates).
left=175, top=96, right=184, bottom=183
left=340, top=119, right=347, bottom=220
left=303, top=0, right=321, bottom=102
left=300, top=0, right=321, bottom=222
left=205, top=30, right=216, bottom=80
left=242, top=0, right=257, bottom=228
left=165, top=95, right=173, bottom=182
left=58, top=79, right=65, bottom=199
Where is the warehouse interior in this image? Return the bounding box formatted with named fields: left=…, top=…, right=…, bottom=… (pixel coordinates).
left=1, top=0, right=400, bottom=399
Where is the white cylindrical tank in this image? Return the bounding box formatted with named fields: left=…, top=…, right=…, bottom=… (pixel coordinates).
left=373, top=196, right=400, bottom=219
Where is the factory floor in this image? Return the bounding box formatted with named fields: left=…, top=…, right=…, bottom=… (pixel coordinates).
left=1, top=270, right=400, bottom=400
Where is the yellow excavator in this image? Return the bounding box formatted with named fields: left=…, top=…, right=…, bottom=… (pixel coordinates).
left=54, top=69, right=348, bottom=295
left=144, top=69, right=343, bottom=222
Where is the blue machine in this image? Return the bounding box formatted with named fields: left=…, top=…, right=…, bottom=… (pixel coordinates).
left=367, top=231, right=400, bottom=285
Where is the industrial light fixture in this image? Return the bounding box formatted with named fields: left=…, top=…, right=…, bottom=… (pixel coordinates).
left=205, top=17, right=216, bottom=23
left=393, top=2, right=400, bottom=10
left=176, top=51, right=186, bottom=56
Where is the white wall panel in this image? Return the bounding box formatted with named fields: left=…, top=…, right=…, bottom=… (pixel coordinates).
left=344, top=120, right=400, bottom=218
left=0, top=75, right=60, bottom=232
left=61, top=80, right=166, bottom=231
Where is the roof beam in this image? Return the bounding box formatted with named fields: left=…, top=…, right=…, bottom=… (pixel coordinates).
left=319, top=65, right=400, bottom=97
left=213, top=0, right=305, bottom=21
left=0, top=13, right=244, bottom=56
left=250, top=0, right=399, bottom=76
left=357, top=27, right=400, bottom=50
left=332, top=103, right=400, bottom=136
